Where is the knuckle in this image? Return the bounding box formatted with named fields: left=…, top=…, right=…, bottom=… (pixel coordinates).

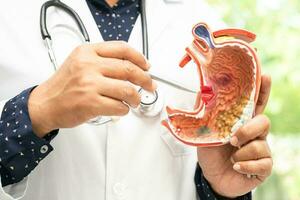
left=256, top=164, right=266, bottom=174
left=72, top=57, right=89, bottom=70
left=76, top=60, right=88, bottom=70
left=258, top=159, right=272, bottom=176
left=139, top=55, right=148, bottom=67
left=87, top=93, right=98, bottom=104
left=261, top=115, right=271, bottom=130
left=263, top=141, right=272, bottom=155
left=77, top=75, right=95, bottom=88
left=71, top=45, right=93, bottom=69
left=118, top=41, right=129, bottom=50
left=118, top=104, right=130, bottom=115
left=266, top=159, right=273, bottom=173
left=82, top=94, right=98, bottom=109
left=122, top=86, right=136, bottom=98
left=238, top=126, right=247, bottom=138
left=251, top=141, right=262, bottom=157
left=73, top=44, right=89, bottom=55
left=140, top=73, right=152, bottom=86
left=116, top=41, right=130, bottom=55
left=74, top=94, right=91, bottom=109
left=124, top=61, right=136, bottom=75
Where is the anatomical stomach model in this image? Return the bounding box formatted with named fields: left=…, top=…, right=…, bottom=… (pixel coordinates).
left=162, top=23, right=261, bottom=146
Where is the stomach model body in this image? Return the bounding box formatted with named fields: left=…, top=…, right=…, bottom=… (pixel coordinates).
left=162, top=23, right=261, bottom=147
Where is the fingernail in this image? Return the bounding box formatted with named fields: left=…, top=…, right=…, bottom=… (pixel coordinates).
left=233, top=163, right=241, bottom=171
left=130, top=102, right=139, bottom=108
left=145, top=60, right=151, bottom=70
left=132, top=104, right=139, bottom=108
left=230, top=136, right=239, bottom=147
left=152, top=81, right=158, bottom=91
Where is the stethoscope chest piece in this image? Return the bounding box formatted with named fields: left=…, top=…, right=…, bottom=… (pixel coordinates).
left=132, top=88, right=164, bottom=117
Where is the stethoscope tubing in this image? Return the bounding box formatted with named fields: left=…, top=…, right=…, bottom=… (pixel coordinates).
left=40, top=0, right=198, bottom=125
left=40, top=0, right=196, bottom=94
left=140, top=0, right=149, bottom=60
left=40, top=0, right=90, bottom=42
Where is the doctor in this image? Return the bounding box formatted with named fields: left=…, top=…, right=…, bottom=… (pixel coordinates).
left=0, top=0, right=272, bottom=199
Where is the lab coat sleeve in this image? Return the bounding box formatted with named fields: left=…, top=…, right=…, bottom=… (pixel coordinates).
left=0, top=100, right=28, bottom=200
left=0, top=177, right=28, bottom=200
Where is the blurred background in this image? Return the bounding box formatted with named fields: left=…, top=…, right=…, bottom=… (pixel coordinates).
left=206, top=0, right=300, bottom=199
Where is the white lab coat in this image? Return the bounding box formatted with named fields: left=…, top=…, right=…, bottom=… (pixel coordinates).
left=0, top=0, right=224, bottom=199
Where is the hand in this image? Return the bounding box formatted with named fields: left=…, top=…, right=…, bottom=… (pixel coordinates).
left=28, top=41, right=156, bottom=137
left=197, top=75, right=272, bottom=198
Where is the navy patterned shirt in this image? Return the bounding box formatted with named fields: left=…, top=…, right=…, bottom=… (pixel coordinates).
left=195, top=164, right=251, bottom=200
left=86, top=0, right=140, bottom=41
left=0, top=0, right=251, bottom=199
left=0, top=87, right=57, bottom=186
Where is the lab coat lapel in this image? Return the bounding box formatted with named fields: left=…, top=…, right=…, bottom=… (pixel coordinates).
left=146, top=0, right=183, bottom=49
left=57, top=0, right=183, bottom=50
left=65, top=0, right=104, bottom=43
left=128, top=14, right=143, bottom=53
left=128, top=0, right=184, bottom=58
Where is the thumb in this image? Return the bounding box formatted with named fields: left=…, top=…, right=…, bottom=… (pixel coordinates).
left=255, top=75, right=272, bottom=115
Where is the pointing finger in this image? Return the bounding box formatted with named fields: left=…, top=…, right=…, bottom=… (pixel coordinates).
left=98, top=57, right=156, bottom=92
left=92, top=41, right=150, bottom=71
left=98, top=77, right=141, bottom=108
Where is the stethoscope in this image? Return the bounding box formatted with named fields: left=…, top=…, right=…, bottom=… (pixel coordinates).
left=40, top=0, right=196, bottom=125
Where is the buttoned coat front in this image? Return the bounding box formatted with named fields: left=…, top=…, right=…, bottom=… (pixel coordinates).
left=0, top=0, right=223, bottom=199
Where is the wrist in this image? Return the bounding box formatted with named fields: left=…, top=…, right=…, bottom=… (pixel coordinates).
left=28, top=85, right=56, bottom=138
left=202, top=172, right=238, bottom=198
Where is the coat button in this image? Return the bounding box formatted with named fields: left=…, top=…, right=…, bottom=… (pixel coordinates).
left=40, top=145, right=49, bottom=154
left=113, top=182, right=126, bottom=196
